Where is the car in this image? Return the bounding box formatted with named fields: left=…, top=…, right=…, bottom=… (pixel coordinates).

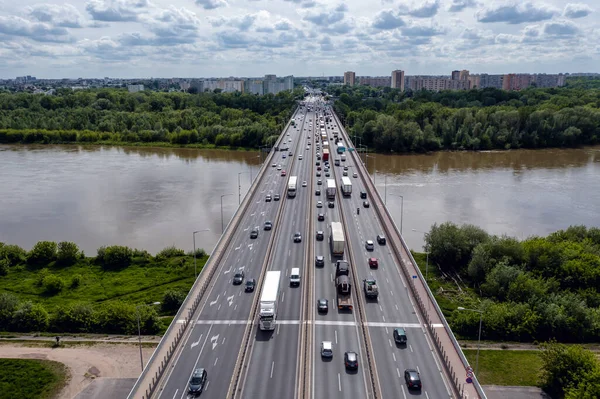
left=308, top=142, right=311, bottom=145
left=315, top=255, right=325, bottom=267
left=365, top=240, right=374, bottom=251
left=344, top=166, right=348, bottom=171
left=302, top=181, right=307, bottom=187
left=281, top=170, right=286, bottom=176
left=344, top=351, right=358, bottom=370
left=316, top=201, right=323, bottom=208
left=321, top=341, right=333, bottom=357
left=282, top=154, right=286, bottom=159
left=315, top=189, right=321, bottom=196
left=360, top=191, right=367, bottom=199
left=274, top=194, right=280, bottom=201
left=265, top=194, right=272, bottom=202
left=316, top=171, right=321, bottom=177
left=393, top=328, right=407, bottom=345
left=233, top=270, right=245, bottom=285
left=277, top=164, right=282, bottom=170
left=368, top=257, right=378, bottom=268
left=316, top=161, right=321, bottom=166
left=317, top=166, right=322, bottom=171
left=271, top=163, right=277, bottom=167
left=289, top=151, right=293, bottom=156
left=328, top=201, right=334, bottom=209
left=298, top=155, right=303, bottom=160
left=245, top=278, right=256, bottom=292
left=343, top=171, right=348, bottom=176
left=306, top=147, right=309, bottom=150
left=317, top=180, right=322, bottom=185
left=404, top=369, right=422, bottom=390
left=293, top=232, right=302, bottom=242
left=264, top=221, right=273, bottom=230
left=188, top=368, right=207, bottom=395
left=250, top=227, right=259, bottom=239
left=377, top=235, right=386, bottom=245
left=318, top=213, right=325, bottom=221
left=363, top=200, right=370, bottom=208
left=353, top=172, right=358, bottom=178
left=316, top=231, right=324, bottom=241
left=317, top=298, right=329, bottom=313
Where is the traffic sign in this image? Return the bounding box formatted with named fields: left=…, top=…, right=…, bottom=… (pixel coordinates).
left=466, top=377, right=473, bottom=384
left=412, top=275, right=417, bottom=279
left=348, top=148, right=355, bottom=152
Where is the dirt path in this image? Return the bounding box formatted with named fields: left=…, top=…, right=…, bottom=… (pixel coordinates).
left=0, top=343, right=156, bottom=399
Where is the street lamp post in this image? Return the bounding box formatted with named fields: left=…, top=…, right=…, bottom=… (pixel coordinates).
left=193, top=229, right=209, bottom=278
left=412, top=229, right=429, bottom=282
left=220, top=194, right=233, bottom=234
left=237, top=171, right=250, bottom=205
left=457, top=307, right=484, bottom=378
left=389, top=193, right=404, bottom=235
left=136, top=301, right=161, bottom=372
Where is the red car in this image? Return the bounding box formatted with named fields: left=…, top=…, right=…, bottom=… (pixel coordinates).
left=281, top=170, right=286, bottom=176
left=368, top=258, right=378, bottom=268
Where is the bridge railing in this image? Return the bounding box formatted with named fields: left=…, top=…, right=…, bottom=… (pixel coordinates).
left=334, top=110, right=487, bottom=399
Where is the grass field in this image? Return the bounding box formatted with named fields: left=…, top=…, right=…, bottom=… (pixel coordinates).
left=463, top=349, right=543, bottom=386
left=0, top=254, right=205, bottom=314
left=0, top=358, right=69, bottom=399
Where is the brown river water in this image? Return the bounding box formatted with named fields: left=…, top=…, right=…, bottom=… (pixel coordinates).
left=1, top=145, right=599, bottom=255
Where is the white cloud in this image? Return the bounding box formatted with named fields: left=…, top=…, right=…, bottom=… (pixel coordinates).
left=543, top=19, right=580, bottom=36
left=372, top=10, right=405, bottom=30
left=86, top=0, right=149, bottom=22
left=448, top=0, right=479, bottom=13
left=563, top=3, right=593, bottom=18
left=27, top=4, right=84, bottom=28
left=476, top=2, right=559, bottom=24
left=0, top=15, right=74, bottom=43
left=195, top=0, right=227, bottom=10
left=398, top=0, right=440, bottom=18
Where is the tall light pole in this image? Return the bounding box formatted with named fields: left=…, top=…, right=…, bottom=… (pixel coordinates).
left=412, top=228, right=429, bottom=282
left=237, top=171, right=250, bottom=205
left=366, top=154, right=375, bottom=183
left=193, top=229, right=209, bottom=277
left=389, top=193, right=403, bottom=235
left=220, top=194, right=233, bottom=234
left=457, top=307, right=484, bottom=378
left=136, top=302, right=161, bottom=372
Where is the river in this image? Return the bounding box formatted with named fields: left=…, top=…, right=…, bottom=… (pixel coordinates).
left=1, top=144, right=598, bottom=255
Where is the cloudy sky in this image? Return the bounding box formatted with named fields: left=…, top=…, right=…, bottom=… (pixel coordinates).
left=0, top=0, right=598, bottom=78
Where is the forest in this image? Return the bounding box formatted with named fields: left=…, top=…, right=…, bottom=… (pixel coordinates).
left=423, top=223, right=600, bottom=343
left=0, top=88, right=302, bottom=148
left=330, top=80, right=600, bottom=153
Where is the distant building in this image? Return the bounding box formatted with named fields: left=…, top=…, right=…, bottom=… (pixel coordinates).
left=451, top=70, right=461, bottom=80
left=358, top=76, right=390, bottom=87
left=244, top=80, right=264, bottom=95
left=127, top=84, right=144, bottom=93
left=343, top=71, right=356, bottom=86
left=391, top=70, right=405, bottom=91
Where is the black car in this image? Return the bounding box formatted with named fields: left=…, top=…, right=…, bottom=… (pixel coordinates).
left=363, top=200, right=370, bottom=208
left=316, top=231, right=324, bottom=241
left=360, top=191, right=367, bottom=199
left=250, top=227, right=259, bottom=239
left=317, top=298, right=329, bottom=313
left=264, top=221, right=273, bottom=230
left=316, top=171, right=322, bottom=177
left=189, top=368, right=207, bottom=395
left=317, top=180, right=322, bottom=185
left=344, top=351, right=358, bottom=370
left=233, top=270, right=245, bottom=285
left=393, top=328, right=407, bottom=344
left=404, top=369, right=422, bottom=390
left=328, top=201, right=335, bottom=208
left=315, top=189, right=321, bottom=196
left=274, top=194, right=280, bottom=201
left=377, top=234, right=386, bottom=245
left=265, top=195, right=272, bottom=202
left=318, top=213, right=325, bottom=221
left=315, top=255, right=325, bottom=267
left=294, top=232, right=302, bottom=242
left=245, top=278, right=256, bottom=292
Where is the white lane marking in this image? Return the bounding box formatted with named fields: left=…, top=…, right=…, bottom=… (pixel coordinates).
left=401, top=385, right=407, bottom=399
left=218, top=304, right=221, bottom=310
left=425, top=391, right=430, bottom=399
left=205, top=381, right=209, bottom=391
left=180, top=325, right=213, bottom=399
left=338, top=373, right=342, bottom=392
left=395, top=304, right=399, bottom=310
left=190, top=320, right=441, bottom=327
left=335, top=330, right=338, bottom=344
left=247, top=244, right=253, bottom=250
left=222, top=337, right=226, bottom=345
left=417, top=366, right=421, bottom=374
left=214, top=357, right=218, bottom=366
left=390, top=290, right=394, bottom=296
left=190, top=334, right=203, bottom=349
left=281, top=292, right=285, bottom=303
left=227, top=295, right=235, bottom=306
left=277, top=324, right=280, bottom=335
left=410, top=345, right=414, bottom=353
left=209, top=295, right=220, bottom=306
left=172, top=389, right=178, bottom=399
left=224, top=267, right=232, bottom=274
left=379, top=305, right=383, bottom=312
left=382, top=315, right=386, bottom=322
left=234, top=246, right=241, bottom=251
left=393, top=353, right=396, bottom=362
left=385, top=327, right=389, bottom=334
left=397, top=368, right=401, bottom=378
left=211, top=334, right=219, bottom=350
left=234, top=305, right=237, bottom=311
left=389, top=339, right=392, bottom=347
left=270, top=361, right=275, bottom=378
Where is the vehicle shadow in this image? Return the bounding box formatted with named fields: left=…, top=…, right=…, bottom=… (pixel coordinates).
left=255, top=328, right=274, bottom=342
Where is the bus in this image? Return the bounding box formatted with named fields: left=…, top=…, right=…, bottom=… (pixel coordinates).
left=291, top=118, right=296, bottom=126
left=287, top=176, right=298, bottom=198
left=337, top=142, right=345, bottom=154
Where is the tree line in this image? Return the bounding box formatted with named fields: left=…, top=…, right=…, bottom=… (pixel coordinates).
left=0, top=241, right=201, bottom=335
left=0, top=88, right=303, bottom=148
left=423, top=223, right=600, bottom=343
left=330, top=83, right=600, bottom=153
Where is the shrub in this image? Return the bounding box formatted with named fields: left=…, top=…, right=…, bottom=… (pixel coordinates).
left=56, top=242, right=80, bottom=266
left=11, top=301, right=50, bottom=332
left=0, top=258, right=9, bottom=276
left=0, top=244, right=27, bottom=266
left=156, top=246, right=185, bottom=260
left=27, top=241, right=57, bottom=266
left=0, top=293, right=19, bottom=328
left=187, top=248, right=207, bottom=258
left=36, top=268, right=51, bottom=286
left=70, top=274, right=82, bottom=288
left=42, top=275, right=65, bottom=295
left=98, top=245, right=132, bottom=269
left=51, top=303, right=96, bottom=333
left=162, top=289, right=186, bottom=313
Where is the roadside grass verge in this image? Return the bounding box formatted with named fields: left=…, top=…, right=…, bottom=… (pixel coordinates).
left=462, top=349, right=542, bottom=386
left=0, top=358, right=69, bottom=399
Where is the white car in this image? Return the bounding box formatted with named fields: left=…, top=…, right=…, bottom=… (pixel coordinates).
left=353, top=172, right=358, bottom=178
left=302, top=181, right=307, bottom=187
left=272, top=163, right=276, bottom=167
left=277, top=165, right=282, bottom=170
left=321, top=341, right=333, bottom=358
left=316, top=201, right=323, bottom=208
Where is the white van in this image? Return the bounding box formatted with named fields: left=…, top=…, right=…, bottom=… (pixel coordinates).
left=290, top=268, right=300, bottom=287
left=341, top=154, right=346, bottom=162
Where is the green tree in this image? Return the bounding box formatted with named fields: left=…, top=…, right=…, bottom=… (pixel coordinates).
left=97, top=245, right=132, bottom=269
left=565, top=368, right=600, bottom=399
left=0, top=243, right=27, bottom=266
left=27, top=241, right=57, bottom=266
left=42, top=274, right=65, bottom=295
left=11, top=301, right=50, bottom=332
left=57, top=241, right=80, bottom=266
left=51, top=303, right=96, bottom=333
left=0, top=293, right=19, bottom=328
left=425, top=222, right=489, bottom=272
left=162, top=289, right=186, bottom=312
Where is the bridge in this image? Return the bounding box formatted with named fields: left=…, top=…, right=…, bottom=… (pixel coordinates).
left=127, top=97, right=487, bottom=399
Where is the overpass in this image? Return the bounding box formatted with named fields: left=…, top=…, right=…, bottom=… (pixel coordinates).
left=128, top=97, right=487, bottom=399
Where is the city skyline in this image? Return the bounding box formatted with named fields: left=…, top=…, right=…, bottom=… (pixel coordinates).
left=0, top=0, right=598, bottom=79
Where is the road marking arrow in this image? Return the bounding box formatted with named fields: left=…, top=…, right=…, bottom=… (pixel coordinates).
left=227, top=295, right=235, bottom=307
left=211, top=334, right=220, bottom=350
left=209, top=295, right=220, bottom=306
left=191, top=334, right=203, bottom=349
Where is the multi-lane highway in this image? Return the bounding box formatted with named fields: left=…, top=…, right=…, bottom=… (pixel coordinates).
left=134, top=94, right=484, bottom=399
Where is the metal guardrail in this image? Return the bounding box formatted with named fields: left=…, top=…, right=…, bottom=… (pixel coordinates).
left=128, top=108, right=297, bottom=399
left=332, top=108, right=487, bottom=399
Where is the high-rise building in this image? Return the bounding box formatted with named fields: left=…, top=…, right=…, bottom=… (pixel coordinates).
left=459, top=70, right=470, bottom=81
left=358, top=76, right=391, bottom=87
left=344, top=71, right=356, bottom=86
left=451, top=70, right=461, bottom=80
left=391, top=70, right=405, bottom=91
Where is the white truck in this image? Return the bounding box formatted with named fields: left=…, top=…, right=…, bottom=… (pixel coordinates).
left=330, top=222, right=345, bottom=256
left=259, top=271, right=281, bottom=330
left=287, top=176, right=298, bottom=198
left=326, top=179, right=336, bottom=200
left=341, top=176, right=352, bottom=196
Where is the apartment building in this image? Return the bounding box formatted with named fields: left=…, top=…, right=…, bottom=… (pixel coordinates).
left=344, top=71, right=356, bottom=86
left=391, top=70, right=405, bottom=91
left=358, top=76, right=391, bottom=87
